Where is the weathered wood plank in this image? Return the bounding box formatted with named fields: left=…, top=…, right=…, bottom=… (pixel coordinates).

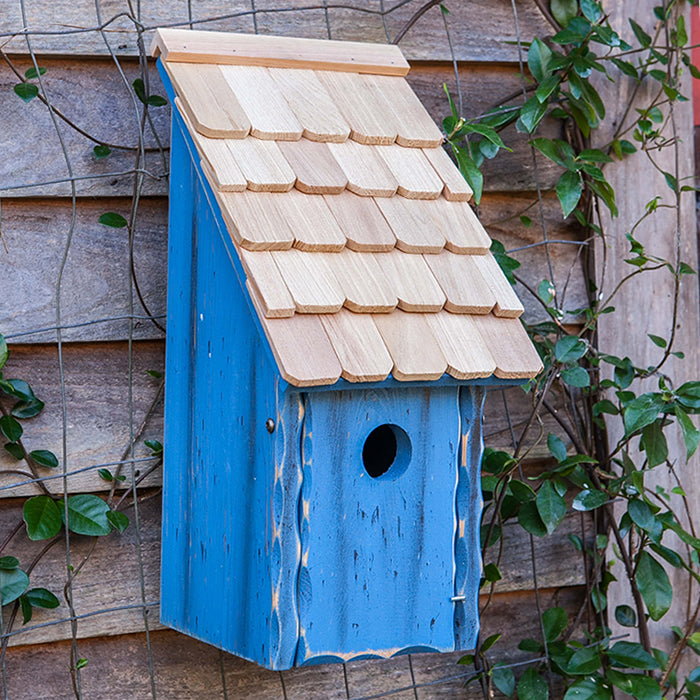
left=0, top=342, right=164, bottom=497
left=0, top=487, right=589, bottom=646
left=3, top=587, right=584, bottom=699
left=594, top=2, right=699, bottom=676
left=1, top=0, right=550, bottom=62
left=0, top=60, right=561, bottom=198
left=0, top=199, right=167, bottom=343
left=0, top=59, right=170, bottom=198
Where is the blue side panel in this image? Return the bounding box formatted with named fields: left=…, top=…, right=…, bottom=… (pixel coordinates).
left=453, top=386, right=486, bottom=650
left=295, top=386, right=460, bottom=663
left=161, top=118, right=281, bottom=667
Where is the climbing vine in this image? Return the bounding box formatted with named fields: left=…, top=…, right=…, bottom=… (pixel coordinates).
left=445, top=1, right=700, bottom=698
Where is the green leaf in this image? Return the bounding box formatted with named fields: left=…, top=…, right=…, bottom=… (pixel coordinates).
left=555, top=336, right=587, bottom=363
left=24, top=66, right=47, bottom=79
left=538, top=279, right=556, bottom=305
left=481, top=633, right=501, bottom=653
left=518, top=638, right=543, bottom=653
left=528, top=37, right=552, bottom=82
left=567, top=646, right=602, bottom=675
left=648, top=334, right=666, bottom=348
left=556, top=170, right=583, bottom=218
left=517, top=96, right=548, bottom=134
left=518, top=500, right=548, bottom=537
left=11, top=398, right=45, bottom=419
left=132, top=78, right=147, bottom=104
left=615, top=604, right=636, bottom=627
left=483, top=562, right=502, bottom=582
left=93, top=144, right=111, bottom=159
left=675, top=15, right=688, bottom=46
left=543, top=607, right=568, bottom=641
left=451, top=144, right=483, bottom=204
left=107, top=510, right=130, bottom=534
left=629, top=19, right=651, bottom=48
left=636, top=552, right=672, bottom=621
left=561, top=366, right=590, bottom=388
left=23, top=496, right=63, bottom=541
left=572, top=489, right=607, bottom=511
left=1, top=567, right=29, bottom=605
left=675, top=406, right=699, bottom=460
left=564, top=676, right=610, bottom=699
left=61, top=494, right=111, bottom=536
left=536, top=75, right=561, bottom=103
left=145, top=439, right=163, bottom=455
left=0, top=415, right=23, bottom=443
left=25, top=587, right=60, bottom=609
left=4, top=442, right=24, bottom=460
left=76, top=658, right=88, bottom=670
left=580, top=0, right=602, bottom=22
left=30, top=450, right=59, bottom=468
left=98, top=468, right=114, bottom=481
left=0, top=334, right=8, bottom=370
left=20, top=594, right=33, bottom=624
left=607, top=670, right=661, bottom=700
left=98, top=212, right=128, bottom=228
left=550, top=0, right=577, bottom=27
left=608, top=641, right=660, bottom=670
left=641, top=421, right=668, bottom=467
left=492, top=665, right=515, bottom=697
left=0, top=556, right=19, bottom=570
left=611, top=58, right=639, bottom=79
left=14, top=83, right=39, bottom=103
left=623, top=394, right=664, bottom=435
left=147, top=94, right=168, bottom=107
left=547, top=433, right=567, bottom=462
left=517, top=667, right=548, bottom=700
left=536, top=480, right=567, bottom=534
left=2, top=379, right=35, bottom=401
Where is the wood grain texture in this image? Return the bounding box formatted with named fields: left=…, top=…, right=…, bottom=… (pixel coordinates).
left=270, top=249, right=345, bottom=313
left=472, top=253, right=525, bottom=318
left=373, top=311, right=447, bottom=381
left=153, top=28, right=410, bottom=75
left=323, top=250, right=398, bottom=313
left=374, top=249, right=446, bottom=312
left=424, top=312, right=497, bottom=380
left=377, top=145, right=444, bottom=199
left=593, top=2, right=700, bottom=674
left=375, top=198, right=446, bottom=253
left=238, top=249, right=296, bottom=318
left=368, top=74, right=444, bottom=148
left=167, top=62, right=251, bottom=138
left=316, top=70, right=398, bottom=145
left=268, top=68, right=350, bottom=142
left=0, top=1, right=551, bottom=63
left=323, top=192, right=397, bottom=252
left=470, top=314, right=543, bottom=379
left=277, top=190, right=346, bottom=252
left=431, top=199, right=492, bottom=255
left=219, top=65, right=303, bottom=140
left=278, top=139, right=348, bottom=195
left=0, top=342, right=164, bottom=498
left=423, top=145, right=473, bottom=201
left=225, top=137, right=296, bottom=191
left=327, top=141, right=398, bottom=197
left=248, top=283, right=342, bottom=386
left=423, top=252, right=496, bottom=314
left=216, top=190, right=295, bottom=250
left=319, top=310, right=393, bottom=382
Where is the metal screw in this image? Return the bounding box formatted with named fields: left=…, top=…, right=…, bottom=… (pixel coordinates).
left=266, top=418, right=275, bottom=433
left=450, top=595, right=466, bottom=603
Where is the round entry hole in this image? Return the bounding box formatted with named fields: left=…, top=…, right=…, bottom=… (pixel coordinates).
left=362, top=424, right=411, bottom=480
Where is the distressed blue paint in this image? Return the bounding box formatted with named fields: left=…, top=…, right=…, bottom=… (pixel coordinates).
left=295, top=387, right=460, bottom=662
left=159, top=56, right=505, bottom=670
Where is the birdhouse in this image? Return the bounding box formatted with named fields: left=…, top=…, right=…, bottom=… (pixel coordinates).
left=152, top=28, right=542, bottom=670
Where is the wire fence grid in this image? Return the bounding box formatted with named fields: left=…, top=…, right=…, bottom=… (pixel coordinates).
left=0, top=1, right=591, bottom=698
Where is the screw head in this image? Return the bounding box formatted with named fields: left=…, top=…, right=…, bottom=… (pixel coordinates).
left=265, top=418, right=275, bottom=433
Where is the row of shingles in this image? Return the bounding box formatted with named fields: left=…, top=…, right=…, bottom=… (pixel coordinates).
left=165, top=61, right=444, bottom=147
left=249, top=280, right=542, bottom=387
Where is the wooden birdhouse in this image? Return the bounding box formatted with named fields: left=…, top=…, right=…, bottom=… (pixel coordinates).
left=152, top=28, right=542, bottom=670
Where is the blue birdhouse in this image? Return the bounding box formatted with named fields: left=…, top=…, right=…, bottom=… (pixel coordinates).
left=153, top=28, right=542, bottom=670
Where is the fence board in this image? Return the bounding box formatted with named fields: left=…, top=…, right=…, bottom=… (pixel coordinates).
left=3, top=587, right=584, bottom=699
left=1, top=0, right=551, bottom=62
left=0, top=59, right=561, bottom=199
left=1, top=492, right=590, bottom=647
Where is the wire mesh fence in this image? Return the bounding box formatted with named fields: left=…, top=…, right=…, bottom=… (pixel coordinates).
left=0, top=1, right=598, bottom=698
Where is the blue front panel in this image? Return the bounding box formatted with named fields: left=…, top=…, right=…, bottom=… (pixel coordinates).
left=296, top=386, right=461, bottom=663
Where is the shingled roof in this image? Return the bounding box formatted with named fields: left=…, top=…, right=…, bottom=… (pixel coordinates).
left=152, top=29, right=543, bottom=387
